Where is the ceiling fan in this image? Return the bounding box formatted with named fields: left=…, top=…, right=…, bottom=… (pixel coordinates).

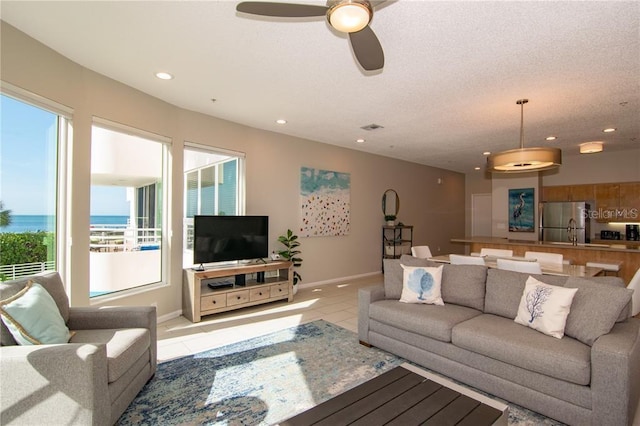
left=236, top=0, right=388, bottom=71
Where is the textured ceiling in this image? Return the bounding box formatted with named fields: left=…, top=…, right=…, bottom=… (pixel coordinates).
left=1, top=0, right=638, bottom=173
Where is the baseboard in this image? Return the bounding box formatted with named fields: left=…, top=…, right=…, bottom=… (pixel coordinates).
left=298, top=271, right=382, bottom=289
left=157, top=309, right=182, bottom=324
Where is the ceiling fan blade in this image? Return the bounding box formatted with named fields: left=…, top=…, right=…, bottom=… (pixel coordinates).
left=348, top=26, right=384, bottom=71
left=236, top=2, right=328, bottom=17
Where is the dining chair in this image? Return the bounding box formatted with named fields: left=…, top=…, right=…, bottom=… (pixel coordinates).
left=524, top=251, right=563, bottom=265
left=497, top=258, right=542, bottom=274
left=480, top=248, right=513, bottom=257
left=628, top=267, right=640, bottom=317
left=449, top=254, right=486, bottom=265
left=411, top=245, right=433, bottom=259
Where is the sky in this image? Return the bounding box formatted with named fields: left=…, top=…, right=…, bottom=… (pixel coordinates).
left=1, top=94, right=129, bottom=216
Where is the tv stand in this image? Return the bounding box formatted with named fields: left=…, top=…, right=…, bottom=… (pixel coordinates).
left=182, top=260, right=293, bottom=322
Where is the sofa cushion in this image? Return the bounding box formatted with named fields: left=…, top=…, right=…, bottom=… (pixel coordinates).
left=453, top=314, right=591, bottom=386
left=514, top=277, right=578, bottom=339
left=70, top=328, right=150, bottom=383
left=370, top=299, right=481, bottom=343
left=484, top=269, right=568, bottom=319
left=563, top=276, right=633, bottom=345
left=441, top=264, right=487, bottom=311
left=0, top=271, right=70, bottom=346
left=399, top=265, right=444, bottom=305
left=383, top=256, right=438, bottom=299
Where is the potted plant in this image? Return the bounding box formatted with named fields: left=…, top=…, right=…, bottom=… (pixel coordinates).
left=385, top=215, right=397, bottom=226
left=277, top=229, right=302, bottom=294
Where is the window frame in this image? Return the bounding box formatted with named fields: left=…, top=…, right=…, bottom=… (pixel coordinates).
left=0, top=81, right=73, bottom=285
left=89, top=118, right=172, bottom=303
left=183, top=142, right=246, bottom=268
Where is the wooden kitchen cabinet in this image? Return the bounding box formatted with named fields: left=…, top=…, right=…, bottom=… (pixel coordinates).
left=541, top=184, right=594, bottom=202
left=595, top=184, right=620, bottom=211
left=542, top=185, right=571, bottom=202
left=542, top=182, right=639, bottom=223
left=568, top=184, right=595, bottom=202
left=619, top=183, right=640, bottom=219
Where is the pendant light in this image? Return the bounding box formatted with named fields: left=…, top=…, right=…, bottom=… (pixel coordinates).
left=487, top=99, right=562, bottom=173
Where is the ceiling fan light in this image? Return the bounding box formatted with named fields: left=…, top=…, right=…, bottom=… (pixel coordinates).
left=328, top=1, right=371, bottom=33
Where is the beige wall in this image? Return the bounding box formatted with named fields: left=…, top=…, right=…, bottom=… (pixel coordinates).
left=1, top=22, right=465, bottom=318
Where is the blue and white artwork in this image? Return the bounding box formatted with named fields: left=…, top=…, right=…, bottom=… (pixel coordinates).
left=509, top=188, right=535, bottom=232
left=300, top=167, right=350, bottom=237
left=407, top=268, right=434, bottom=301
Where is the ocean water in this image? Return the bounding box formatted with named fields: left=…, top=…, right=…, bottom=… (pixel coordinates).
left=0, top=215, right=129, bottom=233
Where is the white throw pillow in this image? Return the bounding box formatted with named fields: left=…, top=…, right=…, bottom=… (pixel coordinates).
left=514, top=276, right=578, bottom=339
left=399, top=265, right=444, bottom=305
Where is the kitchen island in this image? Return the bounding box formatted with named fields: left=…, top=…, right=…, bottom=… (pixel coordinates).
left=451, top=237, right=640, bottom=284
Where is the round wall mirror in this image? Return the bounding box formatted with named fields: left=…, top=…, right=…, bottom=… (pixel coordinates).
left=382, top=189, right=400, bottom=217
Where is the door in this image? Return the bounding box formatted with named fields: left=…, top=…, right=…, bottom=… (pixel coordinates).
left=472, top=193, right=492, bottom=237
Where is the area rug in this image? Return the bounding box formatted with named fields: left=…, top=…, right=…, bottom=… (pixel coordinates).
left=118, top=320, right=564, bottom=425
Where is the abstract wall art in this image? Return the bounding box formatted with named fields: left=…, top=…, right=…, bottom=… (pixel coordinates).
left=300, top=167, right=350, bottom=237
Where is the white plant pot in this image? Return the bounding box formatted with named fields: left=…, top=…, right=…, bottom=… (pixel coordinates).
left=386, top=221, right=395, bottom=226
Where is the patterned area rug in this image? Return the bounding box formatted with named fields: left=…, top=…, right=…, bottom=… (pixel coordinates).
left=118, top=320, right=564, bottom=425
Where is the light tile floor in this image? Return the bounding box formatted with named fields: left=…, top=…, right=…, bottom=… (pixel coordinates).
left=157, top=275, right=380, bottom=362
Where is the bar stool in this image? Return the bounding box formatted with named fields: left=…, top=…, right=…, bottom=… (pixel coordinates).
left=585, top=261, right=622, bottom=276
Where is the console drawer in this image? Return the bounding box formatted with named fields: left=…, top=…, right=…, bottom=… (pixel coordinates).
left=250, top=287, right=270, bottom=301
left=201, top=293, right=227, bottom=310
left=270, top=283, right=289, bottom=298
left=227, top=290, right=250, bottom=306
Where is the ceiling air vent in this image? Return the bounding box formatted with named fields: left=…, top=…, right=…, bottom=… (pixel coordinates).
left=360, top=123, right=384, bottom=131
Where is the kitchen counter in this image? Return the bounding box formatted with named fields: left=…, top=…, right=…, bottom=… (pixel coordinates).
left=451, top=237, right=640, bottom=284
left=451, top=237, right=640, bottom=252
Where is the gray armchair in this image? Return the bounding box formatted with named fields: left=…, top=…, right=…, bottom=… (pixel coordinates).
left=1, top=271, right=156, bottom=425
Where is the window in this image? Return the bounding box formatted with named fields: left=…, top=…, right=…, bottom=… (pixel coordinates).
left=89, top=122, right=169, bottom=297
left=183, top=144, right=245, bottom=268
left=0, top=90, right=71, bottom=282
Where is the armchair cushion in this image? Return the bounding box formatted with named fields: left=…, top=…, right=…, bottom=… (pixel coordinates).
left=71, top=328, right=150, bottom=383
left=1, top=271, right=70, bottom=346
left=0, top=281, right=72, bottom=345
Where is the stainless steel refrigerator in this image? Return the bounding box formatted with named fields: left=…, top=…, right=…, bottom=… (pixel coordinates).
left=539, top=202, right=591, bottom=244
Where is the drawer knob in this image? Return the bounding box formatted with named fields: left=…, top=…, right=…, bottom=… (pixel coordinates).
left=213, top=300, right=216, bottom=304
left=237, top=296, right=241, bottom=300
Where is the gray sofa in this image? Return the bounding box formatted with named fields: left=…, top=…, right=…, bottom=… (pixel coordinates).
left=1, top=271, right=157, bottom=425
left=358, top=256, right=640, bottom=426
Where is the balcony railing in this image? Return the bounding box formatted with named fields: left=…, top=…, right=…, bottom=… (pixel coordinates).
left=90, top=225, right=161, bottom=252
left=0, top=261, right=56, bottom=281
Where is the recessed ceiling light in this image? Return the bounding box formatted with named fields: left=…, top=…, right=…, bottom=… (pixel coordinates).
left=545, top=136, right=557, bottom=141
left=482, top=151, right=491, bottom=156
left=474, top=167, right=481, bottom=170
left=603, top=128, right=616, bottom=133
left=155, top=72, right=173, bottom=80
left=356, top=138, right=365, bottom=143
left=275, top=119, right=287, bottom=125
left=580, top=141, right=604, bottom=154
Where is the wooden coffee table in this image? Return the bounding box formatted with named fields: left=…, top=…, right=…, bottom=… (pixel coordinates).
left=281, top=363, right=508, bottom=425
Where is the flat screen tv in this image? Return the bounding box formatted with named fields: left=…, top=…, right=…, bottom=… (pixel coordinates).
left=193, top=215, right=269, bottom=265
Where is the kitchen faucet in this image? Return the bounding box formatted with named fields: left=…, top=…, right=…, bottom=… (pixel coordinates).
left=567, top=218, right=578, bottom=245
